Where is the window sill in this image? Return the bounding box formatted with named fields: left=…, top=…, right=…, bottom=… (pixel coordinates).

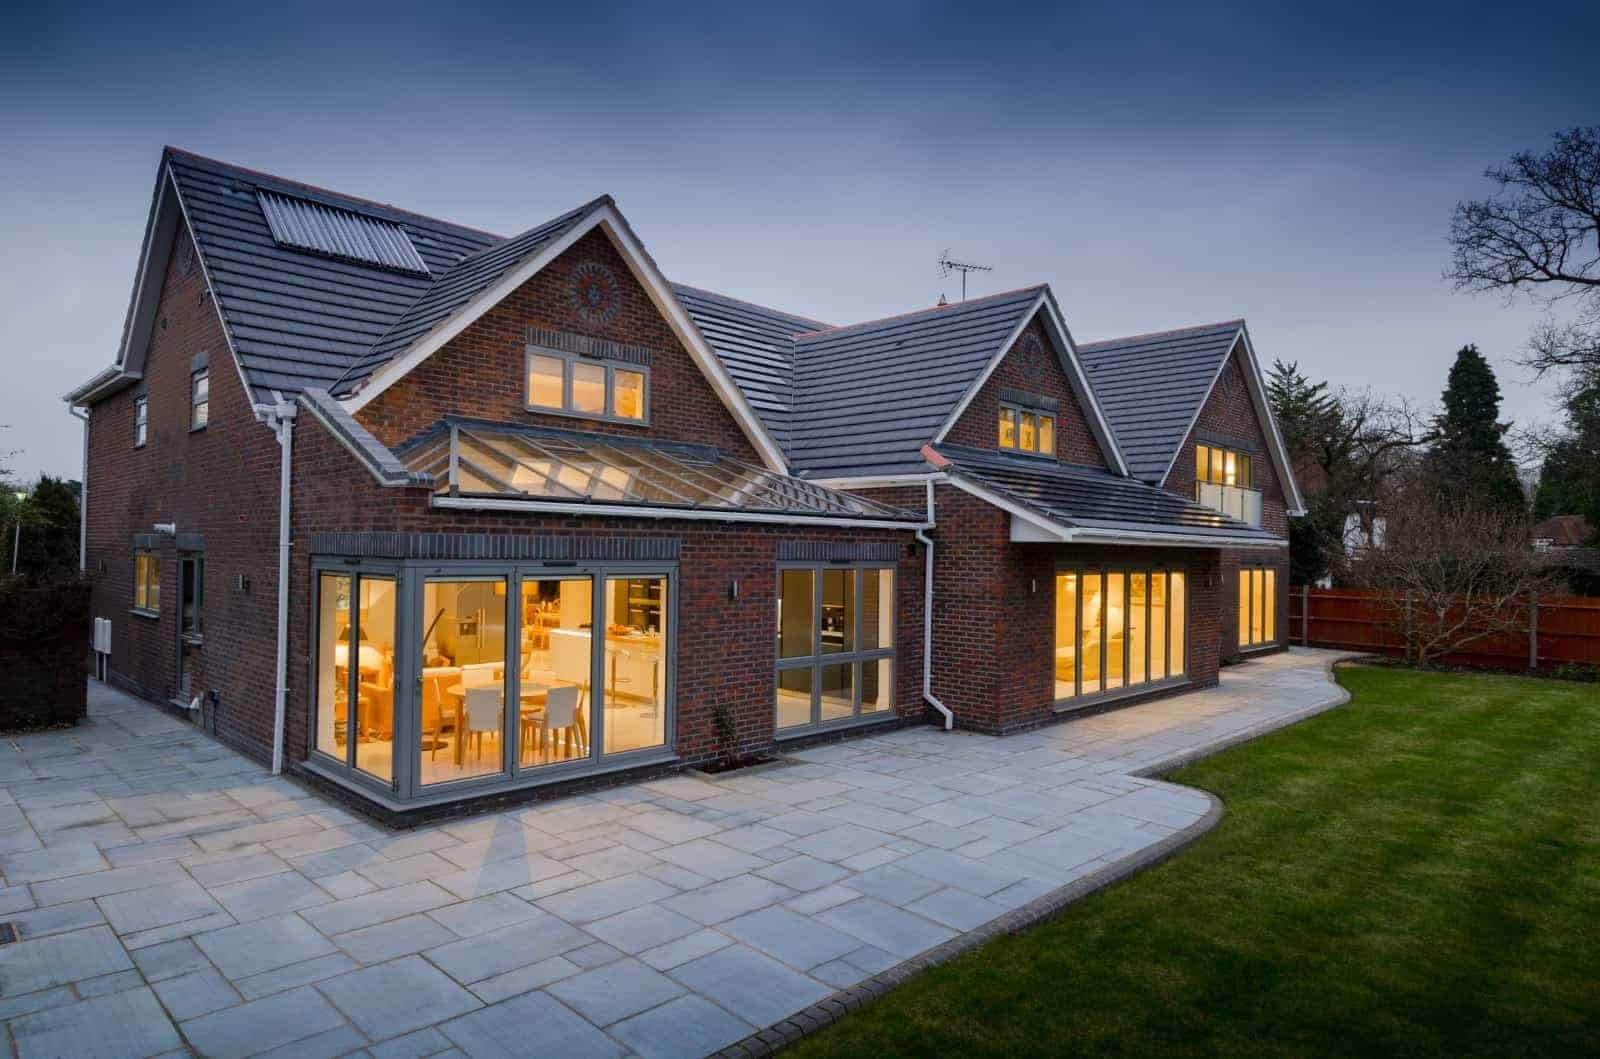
left=1053, top=675, right=1190, bottom=714
left=130, top=608, right=160, bottom=620
left=775, top=709, right=899, bottom=741
left=188, top=425, right=208, bottom=434
left=523, top=404, right=650, bottom=429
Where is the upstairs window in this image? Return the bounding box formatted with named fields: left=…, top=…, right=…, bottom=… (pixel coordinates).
left=526, top=349, right=648, bottom=424
left=999, top=403, right=1055, bottom=457
left=1196, top=442, right=1251, bottom=488
left=134, top=395, right=148, bottom=447
left=190, top=368, right=209, bottom=430
left=134, top=550, right=160, bottom=615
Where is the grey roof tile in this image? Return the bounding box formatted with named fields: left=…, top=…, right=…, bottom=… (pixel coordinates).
left=787, top=287, right=1045, bottom=479
left=672, top=283, right=827, bottom=450
left=934, top=444, right=1280, bottom=545
left=1077, top=321, right=1243, bottom=484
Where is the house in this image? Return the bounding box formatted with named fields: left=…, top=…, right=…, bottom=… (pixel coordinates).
left=1533, top=514, right=1592, bottom=552
left=65, top=148, right=1300, bottom=820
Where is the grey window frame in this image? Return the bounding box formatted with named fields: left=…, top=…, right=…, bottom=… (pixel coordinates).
left=306, top=557, right=678, bottom=809
left=999, top=400, right=1056, bottom=458
left=524, top=347, right=651, bottom=427
left=774, top=561, right=897, bottom=736
left=190, top=368, right=209, bottom=431
left=178, top=552, right=203, bottom=642
left=133, top=395, right=148, bottom=448
left=1052, top=565, right=1189, bottom=710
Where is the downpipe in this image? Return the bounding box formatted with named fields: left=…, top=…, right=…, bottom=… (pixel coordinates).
left=69, top=408, right=88, bottom=572
left=915, top=478, right=954, bottom=731
left=267, top=401, right=297, bottom=774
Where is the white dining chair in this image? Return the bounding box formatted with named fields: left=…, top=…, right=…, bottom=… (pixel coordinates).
left=463, top=686, right=501, bottom=761
left=539, top=684, right=584, bottom=761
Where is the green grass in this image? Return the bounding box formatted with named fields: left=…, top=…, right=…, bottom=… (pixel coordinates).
left=790, top=665, right=1600, bottom=1058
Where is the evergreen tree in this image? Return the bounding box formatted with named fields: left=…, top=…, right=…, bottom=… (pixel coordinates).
left=1426, top=346, right=1526, bottom=515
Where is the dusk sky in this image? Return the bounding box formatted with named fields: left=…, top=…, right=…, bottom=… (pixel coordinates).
left=2, top=1, right=1594, bottom=483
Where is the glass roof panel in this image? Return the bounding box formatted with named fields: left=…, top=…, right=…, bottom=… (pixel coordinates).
left=402, top=420, right=917, bottom=521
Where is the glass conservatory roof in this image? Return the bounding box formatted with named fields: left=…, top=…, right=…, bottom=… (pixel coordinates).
left=398, top=418, right=920, bottom=522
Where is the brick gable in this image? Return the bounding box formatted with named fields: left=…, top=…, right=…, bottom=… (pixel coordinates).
left=1163, top=342, right=1288, bottom=539
left=944, top=314, right=1108, bottom=468
left=354, top=229, right=764, bottom=463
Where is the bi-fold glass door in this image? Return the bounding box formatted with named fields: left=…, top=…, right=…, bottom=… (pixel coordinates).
left=312, top=559, right=674, bottom=802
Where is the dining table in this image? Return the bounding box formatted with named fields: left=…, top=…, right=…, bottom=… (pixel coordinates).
left=443, top=680, right=587, bottom=765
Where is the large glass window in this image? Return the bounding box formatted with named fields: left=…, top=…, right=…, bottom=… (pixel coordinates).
left=516, top=578, right=593, bottom=769
left=420, top=578, right=507, bottom=786
left=525, top=348, right=650, bottom=424
left=999, top=402, right=1056, bottom=457
left=134, top=550, right=160, bottom=614
left=179, top=554, right=203, bottom=639
left=602, top=576, right=668, bottom=755
left=1238, top=567, right=1277, bottom=648
left=314, top=572, right=397, bottom=783
left=1054, top=568, right=1187, bottom=702
left=776, top=566, right=896, bottom=732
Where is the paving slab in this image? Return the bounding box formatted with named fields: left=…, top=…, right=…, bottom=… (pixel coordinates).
left=317, top=954, right=481, bottom=1038
left=11, top=986, right=182, bottom=1059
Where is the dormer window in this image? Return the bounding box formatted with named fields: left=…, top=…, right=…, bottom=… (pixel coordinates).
left=526, top=348, right=648, bottom=424
left=999, top=402, right=1055, bottom=457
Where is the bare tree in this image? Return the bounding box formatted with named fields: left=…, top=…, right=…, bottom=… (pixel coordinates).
left=1449, top=126, right=1600, bottom=379
left=1348, top=479, right=1560, bottom=667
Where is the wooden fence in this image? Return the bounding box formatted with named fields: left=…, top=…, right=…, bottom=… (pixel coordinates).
left=1287, top=587, right=1600, bottom=672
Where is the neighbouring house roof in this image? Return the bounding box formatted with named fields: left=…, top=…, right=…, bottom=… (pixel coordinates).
left=393, top=416, right=923, bottom=526
left=1078, top=320, right=1244, bottom=485
left=1533, top=514, right=1592, bottom=547
left=671, top=284, right=828, bottom=450
left=782, top=287, right=1046, bottom=479
left=927, top=444, right=1284, bottom=548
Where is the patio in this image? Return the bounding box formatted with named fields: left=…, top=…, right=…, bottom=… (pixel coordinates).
left=0, top=649, right=1347, bottom=1059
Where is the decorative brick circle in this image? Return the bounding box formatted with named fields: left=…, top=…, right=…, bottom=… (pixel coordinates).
left=570, top=260, right=621, bottom=325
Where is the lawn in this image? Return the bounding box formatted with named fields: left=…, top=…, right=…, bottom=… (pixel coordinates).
left=790, top=664, right=1600, bottom=1058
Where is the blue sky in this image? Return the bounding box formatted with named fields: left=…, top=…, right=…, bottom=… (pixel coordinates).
left=2, top=1, right=1594, bottom=482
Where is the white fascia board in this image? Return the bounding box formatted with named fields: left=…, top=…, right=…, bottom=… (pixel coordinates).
left=430, top=495, right=929, bottom=532
left=113, top=159, right=179, bottom=373
left=344, top=210, right=602, bottom=415
left=342, top=205, right=791, bottom=476
left=64, top=366, right=140, bottom=405
left=806, top=472, right=945, bottom=491
left=1036, top=288, right=1132, bottom=478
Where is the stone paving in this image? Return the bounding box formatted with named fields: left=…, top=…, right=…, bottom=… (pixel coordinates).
left=0, top=649, right=1348, bottom=1058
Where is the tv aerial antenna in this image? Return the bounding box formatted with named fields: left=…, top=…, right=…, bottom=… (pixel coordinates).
left=938, top=250, right=993, bottom=301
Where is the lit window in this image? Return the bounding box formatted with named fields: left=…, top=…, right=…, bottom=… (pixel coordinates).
left=190, top=369, right=209, bottom=430
left=777, top=565, right=895, bottom=731
left=525, top=349, right=650, bottom=423
left=999, top=402, right=1053, bottom=457
left=1055, top=568, right=1186, bottom=702
left=1238, top=567, right=1276, bottom=647
left=134, top=395, right=148, bottom=447
left=134, top=550, right=160, bottom=614
left=1196, top=443, right=1253, bottom=488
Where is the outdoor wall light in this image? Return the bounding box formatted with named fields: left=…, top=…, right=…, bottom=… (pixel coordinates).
left=730, top=578, right=740, bottom=600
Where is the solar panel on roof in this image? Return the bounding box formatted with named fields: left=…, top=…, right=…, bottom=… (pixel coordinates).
left=257, top=191, right=431, bottom=276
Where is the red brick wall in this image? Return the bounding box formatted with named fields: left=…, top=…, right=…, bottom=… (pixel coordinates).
left=855, top=482, right=1223, bottom=734
left=354, top=229, right=766, bottom=464
left=945, top=315, right=1108, bottom=469
left=84, top=221, right=285, bottom=760
left=1161, top=342, right=1292, bottom=654
left=286, top=409, right=924, bottom=774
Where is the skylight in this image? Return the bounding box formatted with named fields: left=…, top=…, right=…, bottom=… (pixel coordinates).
left=257, top=191, right=430, bottom=275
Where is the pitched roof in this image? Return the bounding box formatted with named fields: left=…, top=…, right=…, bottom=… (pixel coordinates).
left=931, top=444, right=1283, bottom=547
left=1077, top=320, right=1244, bottom=484
left=783, top=287, right=1046, bottom=479
left=331, top=197, right=608, bottom=394
left=166, top=148, right=500, bottom=400
left=1533, top=514, right=1592, bottom=547
left=672, top=283, right=827, bottom=449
